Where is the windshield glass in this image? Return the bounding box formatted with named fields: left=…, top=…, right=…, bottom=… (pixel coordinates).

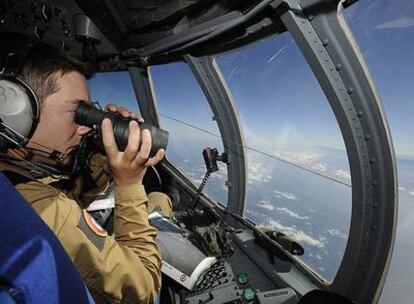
left=88, top=71, right=141, bottom=115
left=343, top=0, right=414, bottom=302
left=150, top=62, right=228, bottom=205
left=216, top=31, right=351, bottom=281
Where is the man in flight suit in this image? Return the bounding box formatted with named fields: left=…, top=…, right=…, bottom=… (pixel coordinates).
left=0, top=45, right=172, bottom=303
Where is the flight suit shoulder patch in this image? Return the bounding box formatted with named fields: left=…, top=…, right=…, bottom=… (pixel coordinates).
left=78, top=210, right=107, bottom=251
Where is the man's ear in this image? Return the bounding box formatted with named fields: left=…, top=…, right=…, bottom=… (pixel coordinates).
left=77, top=125, right=91, bottom=136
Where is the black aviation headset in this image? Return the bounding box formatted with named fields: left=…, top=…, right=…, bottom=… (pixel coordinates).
left=0, top=16, right=103, bottom=155
left=0, top=42, right=86, bottom=176
left=0, top=38, right=76, bottom=162
left=0, top=65, right=88, bottom=179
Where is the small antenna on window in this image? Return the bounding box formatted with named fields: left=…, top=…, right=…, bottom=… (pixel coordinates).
left=191, top=147, right=228, bottom=210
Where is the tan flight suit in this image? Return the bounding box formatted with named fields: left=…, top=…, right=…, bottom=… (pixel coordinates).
left=0, top=153, right=173, bottom=304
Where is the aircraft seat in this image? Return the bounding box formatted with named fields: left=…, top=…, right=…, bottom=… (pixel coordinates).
left=0, top=172, right=93, bottom=303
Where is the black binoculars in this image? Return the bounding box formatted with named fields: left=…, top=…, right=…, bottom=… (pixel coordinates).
left=75, top=102, right=169, bottom=157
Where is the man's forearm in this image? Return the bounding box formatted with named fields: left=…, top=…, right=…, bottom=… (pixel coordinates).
left=114, top=182, right=162, bottom=300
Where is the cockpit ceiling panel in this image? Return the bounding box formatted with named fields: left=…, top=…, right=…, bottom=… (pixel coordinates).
left=76, top=0, right=274, bottom=50
left=0, top=0, right=357, bottom=63
left=74, top=0, right=356, bottom=59
left=123, top=0, right=214, bottom=30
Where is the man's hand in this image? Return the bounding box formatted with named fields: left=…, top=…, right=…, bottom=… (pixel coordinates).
left=101, top=105, right=165, bottom=186
left=105, top=104, right=140, bottom=121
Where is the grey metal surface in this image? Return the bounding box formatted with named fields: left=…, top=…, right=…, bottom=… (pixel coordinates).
left=185, top=55, right=247, bottom=215
left=128, top=66, right=161, bottom=128
left=276, top=0, right=397, bottom=303
left=73, top=14, right=102, bottom=43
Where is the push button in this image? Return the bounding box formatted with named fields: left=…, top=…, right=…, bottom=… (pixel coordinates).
left=243, top=288, right=255, bottom=301
left=237, top=273, right=249, bottom=285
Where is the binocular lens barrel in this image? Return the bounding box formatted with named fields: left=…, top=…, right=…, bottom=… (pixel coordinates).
left=75, top=102, right=168, bottom=156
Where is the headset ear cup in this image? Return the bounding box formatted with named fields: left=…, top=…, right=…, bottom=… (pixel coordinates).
left=0, top=76, right=39, bottom=151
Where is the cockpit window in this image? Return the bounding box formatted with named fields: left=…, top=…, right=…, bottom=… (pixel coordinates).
left=216, top=32, right=352, bottom=281
left=150, top=62, right=228, bottom=205
left=343, top=0, right=414, bottom=302
left=88, top=71, right=141, bottom=115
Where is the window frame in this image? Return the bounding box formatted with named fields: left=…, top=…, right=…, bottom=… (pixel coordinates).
left=123, top=1, right=397, bottom=302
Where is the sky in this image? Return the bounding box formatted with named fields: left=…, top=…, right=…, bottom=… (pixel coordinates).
left=88, top=0, right=414, bottom=301
left=343, top=0, right=414, bottom=157
left=88, top=0, right=414, bottom=159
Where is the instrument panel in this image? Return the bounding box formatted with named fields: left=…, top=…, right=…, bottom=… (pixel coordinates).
left=182, top=261, right=298, bottom=304
left=180, top=231, right=306, bottom=304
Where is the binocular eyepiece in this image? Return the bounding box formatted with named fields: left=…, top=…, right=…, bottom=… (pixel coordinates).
left=75, top=102, right=168, bottom=157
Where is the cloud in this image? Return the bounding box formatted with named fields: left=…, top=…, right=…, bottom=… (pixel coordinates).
left=247, top=159, right=273, bottom=184
left=245, top=147, right=351, bottom=187
left=275, top=150, right=326, bottom=167
left=178, top=165, right=206, bottom=185
left=399, top=187, right=406, bottom=191
left=273, top=190, right=298, bottom=201
left=327, top=228, right=347, bottom=239
left=375, top=17, right=414, bottom=30
left=257, top=200, right=275, bottom=211
left=276, top=207, right=309, bottom=220
left=311, top=163, right=327, bottom=172
left=273, top=149, right=351, bottom=186
left=263, top=219, right=325, bottom=248
left=409, top=191, right=414, bottom=197
left=333, top=170, right=351, bottom=180
left=192, top=179, right=203, bottom=185
left=210, top=168, right=226, bottom=180
left=274, top=150, right=329, bottom=175
left=178, top=162, right=227, bottom=188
